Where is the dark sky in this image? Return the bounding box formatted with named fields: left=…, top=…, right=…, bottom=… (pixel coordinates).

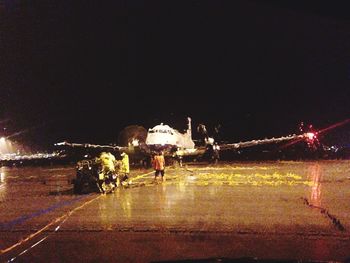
left=1, top=1, right=350, bottom=148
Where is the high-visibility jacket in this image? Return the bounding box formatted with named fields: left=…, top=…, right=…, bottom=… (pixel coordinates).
left=120, top=154, right=130, bottom=174
left=99, top=152, right=116, bottom=172
left=153, top=155, right=165, bottom=170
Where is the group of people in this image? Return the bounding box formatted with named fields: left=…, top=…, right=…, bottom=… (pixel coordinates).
left=96, top=150, right=166, bottom=193
left=97, top=151, right=130, bottom=193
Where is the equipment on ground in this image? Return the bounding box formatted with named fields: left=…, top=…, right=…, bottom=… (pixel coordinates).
left=73, top=159, right=117, bottom=194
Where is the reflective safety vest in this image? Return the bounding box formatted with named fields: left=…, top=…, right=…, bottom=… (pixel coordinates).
left=99, top=152, right=116, bottom=172
left=120, top=154, right=130, bottom=174
left=153, top=155, right=165, bottom=170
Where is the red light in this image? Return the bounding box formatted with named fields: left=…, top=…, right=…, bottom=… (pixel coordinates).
left=306, top=132, right=315, bottom=140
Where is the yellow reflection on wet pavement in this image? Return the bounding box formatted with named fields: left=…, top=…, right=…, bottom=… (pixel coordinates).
left=130, top=165, right=314, bottom=188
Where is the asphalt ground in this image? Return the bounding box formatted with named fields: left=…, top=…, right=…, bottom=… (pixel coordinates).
left=1, top=161, right=350, bottom=262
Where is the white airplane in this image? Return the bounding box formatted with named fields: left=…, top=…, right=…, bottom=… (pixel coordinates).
left=145, top=117, right=194, bottom=151
left=55, top=117, right=196, bottom=158
left=55, top=117, right=312, bottom=161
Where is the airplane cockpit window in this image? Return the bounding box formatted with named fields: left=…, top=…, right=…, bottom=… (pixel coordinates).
left=148, top=127, right=174, bottom=135
left=164, top=130, right=174, bottom=135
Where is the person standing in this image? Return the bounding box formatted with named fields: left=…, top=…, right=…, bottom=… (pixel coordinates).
left=97, top=152, right=117, bottom=193
left=153, top=151, right=165, bottom=182
left=119, top=152, right=130, bottom=186
left=212, top=142, right=220, bottom=164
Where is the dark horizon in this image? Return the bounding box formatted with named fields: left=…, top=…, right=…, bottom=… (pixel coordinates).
left=1, top=1, right=350, bottom=150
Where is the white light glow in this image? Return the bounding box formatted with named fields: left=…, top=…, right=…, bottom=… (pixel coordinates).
left=306, top=132, right=315, bottom=140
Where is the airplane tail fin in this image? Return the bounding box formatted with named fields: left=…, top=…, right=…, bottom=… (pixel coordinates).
left=187, top=117, right=192, bottom=138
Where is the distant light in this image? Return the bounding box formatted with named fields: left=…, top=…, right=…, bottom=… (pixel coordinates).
left=131, top=139, right=139, bottom=146
left=306, top=132, right=315, bottom=140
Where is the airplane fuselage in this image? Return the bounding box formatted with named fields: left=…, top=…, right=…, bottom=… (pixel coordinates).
left=145, top=119, right=195, bottom=153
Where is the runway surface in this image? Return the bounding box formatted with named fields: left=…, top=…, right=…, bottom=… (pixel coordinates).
left=1, top=161, right=350, bottom=262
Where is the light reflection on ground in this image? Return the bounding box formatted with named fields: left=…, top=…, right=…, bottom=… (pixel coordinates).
left=308, top=164, right=322, bottom=207
left=1, top=161, right=350, bottom=262
left=131, top=163, right=314, bottom=187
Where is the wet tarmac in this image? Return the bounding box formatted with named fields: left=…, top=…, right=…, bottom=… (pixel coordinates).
left=1, top=161, right=350, bottom=262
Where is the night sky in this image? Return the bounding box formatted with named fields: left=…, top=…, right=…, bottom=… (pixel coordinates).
left=1, top=1, right=350, bottom=150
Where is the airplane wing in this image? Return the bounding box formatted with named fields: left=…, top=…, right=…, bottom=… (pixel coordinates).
left=174, top=134, right=308, bottom=159
left=219, top=118, right=350, bottom=152
left=54, top=141, right=151, bottom=164
left=219, top=134, right=306, bottom=150
left=54, top=141, right=128, bottom=152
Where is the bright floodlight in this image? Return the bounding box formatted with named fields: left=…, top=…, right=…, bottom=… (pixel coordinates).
left=306, top=132, right=315, bottom=140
